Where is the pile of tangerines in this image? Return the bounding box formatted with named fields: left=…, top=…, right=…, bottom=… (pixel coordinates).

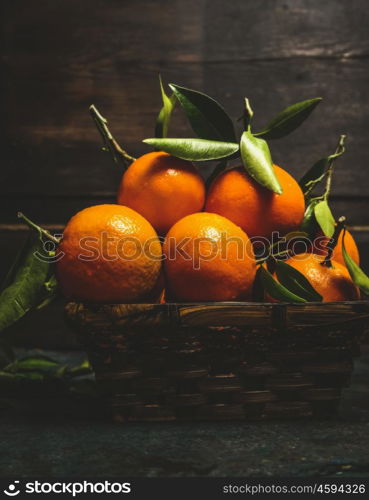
left=56, top=82, right=364, bottom=305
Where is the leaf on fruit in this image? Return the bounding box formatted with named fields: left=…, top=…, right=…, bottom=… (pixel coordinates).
left=240, top=131, right=282, bottom=194
left=301, top=200, right=319, bottom=237
left=258, top=266, right=307, bottom=303
left=342, top=230, right=369, bottom=295
left=155, top=76, right=176, bottom=138
left=143, top=137, right=239, bottom=161
left=255, top=98, right=322, bottom=140
left=169, top=83, right=236, bottom=142
left=314, top=200, right=335, bottom=238
left=275, top=261, right=322, bottom=302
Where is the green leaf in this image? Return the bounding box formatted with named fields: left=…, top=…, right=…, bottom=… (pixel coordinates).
left=1, top=241, right=28, bottom=292
left=0, top=233, right=51, bottom=334
left=155, top=76, right=176, bottom=138
left=252, top=267, right=265, bottom=301
left=314, top=200, right=335, bottom=238
left=301, top=200, right=319, bottom=236
left=240, top=131, right=282, bottom=194
left=169, top=83, right=236, bottom=142
left=36, top=274, right=59, bottom=310
left=7, top=357, right=59, bottom=374
left=342, top=231, right=369, bottom=295
left=255, top=98, right=322, bottom=140
left=275, top=261, right=322, bottom=302
left=299, top=138, right=346, bottom=195
left=143, top=137, right=239, bottom=161
left=69, top=359, right=93, bottom=375
left=258, top=266, right=307, bottom=303
left=299, top=158, right=328, bottom=194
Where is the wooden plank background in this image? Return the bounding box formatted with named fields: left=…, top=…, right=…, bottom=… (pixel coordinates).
left=2, top=0, right=369, bottom=284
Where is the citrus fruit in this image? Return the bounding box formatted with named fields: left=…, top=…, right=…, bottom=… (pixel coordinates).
left=163, top=212, right=256, bottom=301
left=56, top=204, right=162, bottom=303
left=313, top=229, right=360, bottom=266
left=117, top=151, right=206, bottom=235
left=279, top=253, right=360, bottom=302
left=205, top=165, right=305, bottom=241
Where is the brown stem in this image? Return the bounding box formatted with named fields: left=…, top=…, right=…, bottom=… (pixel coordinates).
left=304, top=134, right=346, bottom=199
left=89, top=105, right=136, bottom=169
left=243, top=98, right=254, bottom=132
left=323, top=135, right=346, bottom=201
left=18, top=212, right=60, bottom=244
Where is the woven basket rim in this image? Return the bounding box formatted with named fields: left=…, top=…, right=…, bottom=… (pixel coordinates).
left=68, top=300, right=369, bottom=306
left=65, top=300, right=369, bottom=330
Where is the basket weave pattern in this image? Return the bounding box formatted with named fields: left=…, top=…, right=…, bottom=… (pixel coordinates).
left=65, top=302, right=369, bottom=422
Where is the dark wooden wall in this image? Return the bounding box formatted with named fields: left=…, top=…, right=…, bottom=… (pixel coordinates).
left=2, top=0, right=369, bottom=281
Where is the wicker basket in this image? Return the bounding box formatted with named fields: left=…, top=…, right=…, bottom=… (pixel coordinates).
left=65, top=301, right=369, bottom=422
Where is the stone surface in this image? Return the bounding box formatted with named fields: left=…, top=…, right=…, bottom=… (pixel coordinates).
left=0, top=415, right=369, bottom=477
left=0, top=346, right=368, bottom=478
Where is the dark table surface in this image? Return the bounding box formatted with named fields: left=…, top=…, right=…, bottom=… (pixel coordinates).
left=1, top=346, right=369, bottom=478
